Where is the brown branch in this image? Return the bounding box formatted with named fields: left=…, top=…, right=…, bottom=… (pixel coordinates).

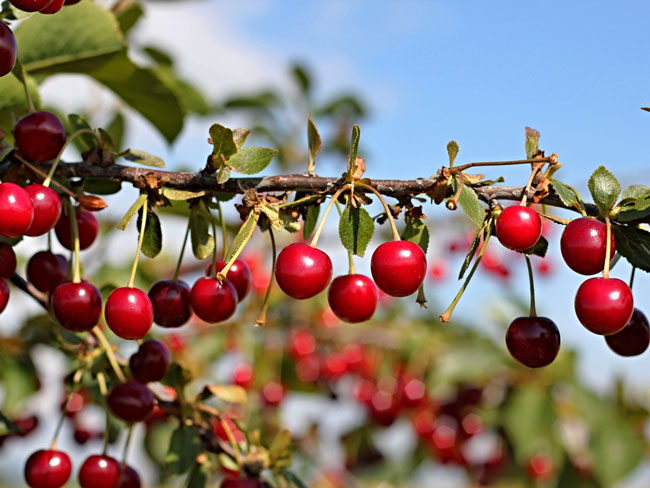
left=9, top=273, right=47, bottom=309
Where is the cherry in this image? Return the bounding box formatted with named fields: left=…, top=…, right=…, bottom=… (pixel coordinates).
left=14, top=415, right=39, bottom=436
left=429, top=419, right=466, bottom=465
left=118, top=465, right=141, bottom=488
left=495, top=205, right=541, bottom=251
left=398, top=376, right=427, bottom=408
left=221, top=478, right=264, bottom=488
left=107, top=381, right=154, bottom=423
left=411, top=406, right=436, bottom=439
left=575, top=278, right=634, bottom=335
left=0, top=22, right=16, bottom=77
left=0, top=278, right=9, bottom=312
left=295, top=354, right=321, bottom=383
left=527, top=453, right=555, bottom=481
left=232, top=363, right=254, bottom=389
left=368, top=389, right=400, bottom=426
left=505, top=316, right=561, bottom=368
left=14, top=111, right=66, bottom=162
left=327, top=274, right=378, bottom=323
left=54, top=208, right=98, bottom=250
left=27, top=251, right=68, bottom=293
left=190, top=277, right=238, bottom=323
left=105, top=287, right=154, bottom=340
left=78, top=455, right=121, bottom=488
left=0, top=242, right=16, bottom=278
left=148, top=279, right=192, bottom=328
left=24, top=185, right=62, bottom=236
left=8, top=0, right=51, bottom=11
left=289, top=329, right=316, bottom=359
left=322, top=352, right=348, bottom=380
left=207, top=259, right=252, bottom=302
left=605, top=308, right=650, bottom=356
left=0, top=182, right=34, bottom=238
left=129, top=339, right=171, bottom=383
left=275, top=243, right=332, bottom=299
left=370, top=241, right=427, bottom=297
left=50, top=281, right=102, bottom=332
left=24, top=449, right=72, bottom=488
left=39, top=0, right=63, bottom=13
left=261, top=381, right=285, bottom=407
left=212, top=414, right=245, bottom=443
left=560, top=217, right=615, bottom=275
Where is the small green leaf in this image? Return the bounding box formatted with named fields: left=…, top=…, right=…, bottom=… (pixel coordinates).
left=160, top=187, right=206, bottom=201
left=282, top=469, right=308, bottom=488
left=115, top=1, right=144, bottom=35
left=189, top=203, right=215, bottom=260
left=217, top=165, right=231, bottom=184
left=518, top=235, right=549, bottom=258
left=588, top=166, right=621, bottom=215
left=339, top=203, right=374, bottom=257
left=118, top=193, right=147, bottom=231
left=97, top=128, right=114, bottom=149
left=165, top=426, right=201, bottom=474
left=307, top=114, right=321, bottom=167
left=122, top=148, right=165, bottom=168
left=83, top=177, right=122, bottom=195
left=259, top=204, right=282, bottom=232
left=200, top=385, right=247, bottom=404
left=232, top=128, right=251, bottom=148
left=591, top=417, right=645, bottom=486
left=457, top=183, right=485, bottom=227
left=611, top=225, right=650, bottom=272
left=621, top=185, right=650, bottom=199
left=291, top=64, right=311, bottom=95
left=228, top=146, right=278, bottom=175
left=349, top=124, right=361, bottom=173
left=138, top=208, right=162, bottom=258
left=224, top=211, right=259, bottom=265
left=280, top=209, right=301, bottom=233
left=0, top=411, right=19, bottom=436
left=269, top=429, right=292, bottom=461
left=105, top=112, right=125, bottom=151
left=185, top=463, right=208, bottom=488
left=67, top=114, right=97, bottom=151
left=303, top=204, right=320, bottom=240
left=209, top=124, right=237, bottom=160
left=550, top=178, right=579, bottom=209
left=447, top=140, right=459, bottom=166
left=401, top=219, right=430, bottom=254
left=525, top=127, right=540, bottom=159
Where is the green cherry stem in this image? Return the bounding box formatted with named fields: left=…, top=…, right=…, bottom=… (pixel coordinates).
left=603, top=215, right=612, bottom=279
left=525, top=255, right=537, bottom=317
left=50, top=393, right=72, bottom=450
left=217, top=201, right=229, bottom=259
left=310, top=186, right=348, bottom=249
left=356, top=183, right=401, bottom=241
left=128, top=200, right=148, bottom=288
left=122, top=425, right=134, bottom=464
left=256, top=227, right=277, bottom=327
left=93, top=327, right=127, bottom=383
left=172, top=219, right=191, bottom=282
left=211, top=216, right=219, bottom=279
left=43, top=129, right=99, bottom=188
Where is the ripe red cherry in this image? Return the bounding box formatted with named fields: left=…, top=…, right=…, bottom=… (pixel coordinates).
left=8, top=0, right=51, bottom=11
left=322, top=352, right=348, bottom=380
left=495, top=206, right=542, bottom=251
left=107, top=381, right=154, bottom=423
left=289, top=329, right=316, bottom=359
left=14, top=111, right=66, bottom=163
left=27, top=251, right=68, bottom=293
left=39, top=0, right=63, bottom=13
left=24, top=185, right=62, bottom=236
left=221, top=478, right=264, bottom=488
left=50, top=281, right=102, bottom=332
left=55, top=208, right=98, bottom=250
left=232, top=363, right=254, bottom=389
left=129, top=339, right=171, bottom=383
left=78, top=455, right=121, bottom=488
left=207, top=259, right=252, bottom=302
left=275, top=243, right=332, bottom=299
left=505, top=316, right=561, bottom=368
left=560, top=217, right=615, bottom=275
left=105, top=287, right=153, bottom=340
left=605, top=308, right=650, bottom=356
left=190, top=277, right=237, bottom=323
left=148, top=279, right=192, bottom=328
left=399, top=376, right=427, bottom=408
left=118, top=465, right=140, bottom=488
left=575, top=278, right=634, bottom=335
left=0, top=182, right=34, bottom=238
left=0, top=22, right=16, bottom=77
left=327, top=274, right=378, bottom=323
left=262, top=381, right=286, bottom=407
left=370, top=240, right=427, bottom=297
left=24, top=449, right=72, bottom=488
left=369, top=389, right=400, bottom=427
left=0, top=242, right=16, bottom=278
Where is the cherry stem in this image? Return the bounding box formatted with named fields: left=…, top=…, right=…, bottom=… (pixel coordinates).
left=448, top=171, right=465, bottom=208
left=211, top=217, right=219, bottom=279
left=47, top=230, right=52, bottom=252
left=122, top=425, right=134, bottom=464
left=217, top=201, right=229, bottom=259
left=630, top=266, right=636, bottom=289
left=17, top=60, right=36, bottom=113
left=173, top=219, right=191, bottom=282
left=520, top=162, right=544, bottom=207
left=67, top=200, right=82, bottom=283
left=43, top=129, right=99, bottom=187
left=102, top=408, right=111, bottom=456
left=356, top=183, right=401, bottom=241
left=453, top=156, right=554, bottom=173
left=603, top=215, right=612, bottom=279
left=128, top=199, right=148, bottom=288
left=16, top=155, right=78, bottom=199
left=256, top=227, right=276, bottom=327
left=220, top=417, right=243, bottom=465
left=525, top=255, right=537, bottom=317
left=50, top=392, right=72, bottom=450
left=94, top=326, right=127, bottom=383
left=310, top=186, right=348, bottom=249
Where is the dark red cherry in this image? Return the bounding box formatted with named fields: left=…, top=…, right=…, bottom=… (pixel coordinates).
left=27, top=251, right=68, bottom=293
left=78, top=455, right=121, bottom=488
left=560, top=217, right=615, bottom=275
left=370, top=240, right=427, bottom=297
left=39, top=0, right=63, bottom=13
left=148, top=279, right=192, bottom=328
left=13, top=414, right=39, bottom=436
left=50, top=281, right=102, bottom=332
left=8, top=0, right=51, bottom=11
left=105, top=287, right=153, bottom=340
left=220, top=478, right=264, bottom=488
left=190, top=277, right=237, bottom=323
left=54, top=208, right=98, bottom=250
left=129, top=339, right=171, bottom=383
left=605, top=308, right=650, bottom=356
left=495, top=206, right=542, bottom=251
left=24, top=449, right=72, bottom=488
left=0, top=182, right=34, bottom=238
left=575, top=278, right=634, bottom=335
left=0, top=242, right=16, bottom=278
left=0, top=22, right=16, bottom=77
left=206, top=259, right=252, bottom=302
left=505, top=316, right=561, bottom=368
left=369, top=389, right=400, bottom=427
left=275, top=243, right=332, bottom=299
left=118, top=465, right=140, bottom=488
left=261, top=381, right=285, bottom=407
left=24, top=185, right=62, bottom=236
left=327, top=274, right=378, bottom=323
left=107, top=381, right=154, bottom=423
left=14, top=111, right=66, bottom=162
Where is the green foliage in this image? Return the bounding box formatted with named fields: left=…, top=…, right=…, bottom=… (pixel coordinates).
left=307, top=114, right=321, bottom=168
left=190, top=202, right=215, bottom=260
left=166, top=426, right=202, bottom=474
left=588, top=165, right=621, bottom=216
left=121, top=148, right=166, bottom=168
left=447, top=140, right=459, bottom=166
left=457, top=181, right=485, bottom=227
left=612, top=225, right=650, bottom=272
left=228, top=146, right=279, bottom=175
left=401, top=219, right=430, bottom=253
left=138, top=208, right=162, bottom=258
left=303, top=204, right=320, bottom=240
left=339, top=202, right=374, bottom=257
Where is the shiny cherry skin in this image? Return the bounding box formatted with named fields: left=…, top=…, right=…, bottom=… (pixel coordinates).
left=107, top=381, right=154, bottom=423
left=129, top=339, right=171, bottom=383
left=605, top=308, right=650, bottom=356
left=14, top=111, right=66, bottom=162
left=54, top=208, right=98, bottom=250
left=575, top=278, right=634, bottom=335
left=39, top=0, right=63, bottom=13
left=0, top=22, right=16, bottom=77
left=78, top=455, right=121, bottom=488
left=148, top=279, right=192, bottom=328
left=371, top=240, right=427, bottom=297
left=495, top=206, right=542, bottom=251
left=505, top=316, right=561, bottom=368
left=275, top=243, right=332, bottom=299
left=50, top=281, right=102, bottom=332
left=24, top=185, right=62, bottom=236
left=118, top=465, right=141, bottom=488
left=206, top=259, right=252, bottom=302
left=0, top=182, right=34, bottom=238
left=0, top=242, right=16, bottom=278
left=24, top=449, right=72, bottom=488
left=105, top=287, right=153, bottom=340
left=327, top=274, right=378, bottom=323
left=560, top=217, right=615, bottom=275
left=8, top=0, right=51, bottom=11
left=190, top=277, right=238, bottom=323
left=27, top=251, right=68, bottom=293
left=221, top=478, right=264, bottom=488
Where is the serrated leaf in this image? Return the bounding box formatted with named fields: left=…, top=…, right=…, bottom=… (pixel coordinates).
left=303, top=204, right=320, bottom=240
left=166, top=427, right=201, bottom=474
left=209, top=124, right=237, bottom=160
left=83, top=177, right=122, bottom=195
left=201, top=385, right=247, bottom=404
left=622, top=185, right=650, bottom=199
left=401, top=219, right=430, bottom=253
left=189, top=203, right=215, bottom=260
left=224, top=211, right=259, bottom=265
left=228, top=146, right=278, bottom=175
left=588, top=166, right=621, bottom=215
left=232, top=128, right=251, bottom=147
left=550, top=178, right=579, bottom=208
left=611, top=226, right=650, bottom=272
left=447, top=140, right=459, bottom=166
left=68, top=114, right=97, bottom=151
left=457, top=184, right=485, bottom=227
left=307, top=114, right=321, bottom=167
left=160, top=187, right=206, bottom=201
left=138, top=208, right=162, bottom=258
left=339, top=203, right=374, bottom=257
left=118, top=194, right=147, bottom=231
left=122, top=148, right=165, bottom=168
left=616, top=191, right=650, bottom=222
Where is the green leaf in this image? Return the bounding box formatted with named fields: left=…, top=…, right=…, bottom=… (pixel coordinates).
left=339, top=203, right=374, bottom=257
left=588, top=166, right=621, bottom=215
left=143, top=45, right=173, bottom=66
left=401, top=219, right=429, bottom=253
left=516, top=235, right=549, bottom=258
left=115, top=1, right=144, bottom=36
left=185, top=463, right=208, bottom=488
left=118, top=194, right=147, bottom=231
left=550, top=178, right=579, bottom=209
left=83, top=177, right=122, bottom=195
left=525, top=127, right=540, bottom=159
left=0, top=70, right=40, bottom=116
left=224, top=211, right=259, bottom=265
left=121, top=148, right=165, bottom=168
left=228, top=146, right=278, bottom=175
left=615, top=188, right=650, bottom=222
left=165, top=426, right=201, bottom=474
left=303, top=204, right=320, bottom=240
left=160, top=188, right=206, bottom=201
left=611, top=225, right=650, bottom=272
left=259, top=204, right=282, bottom=232
left=291, top=64, right=311, bottom=95
left=447, top=140, right=459, bottom=166
left=0, top=356, right=38, bottom=415
left=621, top=185, right=650, bottom=199
left=307, top=114, right=321, bottom=167
left=209, top=124, right=237, bottom=160
left=200, top=385, right=247, bottom=404
left=591, top=417, right=645, bottom=486
left=68, top=114, right=97, bottom=151
left=233, top=128, right=251, bottom=148
left=457, top=183, right=485, bottom=227
left=349, top=124, right=361, bottom=172
left=105, top=112, right=125, bottom=151
left=189, top=203, right=215, bottom=260
left=138, top=208, right=162, bottom=258
left=282, top=470, right=308, bottom=488
left=217, top=165, right=231, bottom=184
left=0, top=411, right=19, bottom=436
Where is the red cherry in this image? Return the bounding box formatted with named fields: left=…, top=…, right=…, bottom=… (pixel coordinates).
left=232, top=363, right=254, bottom=389
left=212, top=414, right=245, bottom=443
left=0, top=279, right=8, bottom=313
left=61, top=390, right=88, bottom=417
left=8, top=0, right=51, bottom=11
left=495, top=206, right=541, bottom=251
left=322, top=352, right=348, bottom=380
left=369, top=389, right=400, bottom=426
left=129, top=339, right=171, bottom=383
left=13, top=415, right=39, bottom=436
left=527, top=453, right=555, bottom=481
left=221, top=478, right=264, bottom=488
left=399, top=376, right=427, bottom=409
left=207, top=259, right=252, bottom=302
left=24, top=185, right=62, bottom=236
left=605, top=308, right=650, bottom=356
left=54, top=208, right=98, bottom=250
left=39, top=0, right=63, bottom=13
left=429, top=419, right=466, bottom=465
left=24, top=449, right=72, bottom=488
left=105, top=287, right=153, bottom=340
left=560, top=217, right=615, bottom=275
left=14, top=111, right=66, bottom=162
left=0, top=182, right=34, bottom=238
left=0, top=242, right=16, bottom=278
left=370, top=241, right=427, bottom=297
left=148, top=279, right=192, bottom=328
left=295, top=354, right=321, bottom=383
left=275, top=243, right=332, bottom=299
left=327, top=274, right=378, bottom=323
left=0, top=22, right=16, bottom=77
left=505, top=316, right=561, bottom=368
left=107, top=381, right=154, bottom=423
left=261, top=381, right=285, bottom=407
left=117, top=465, right=140, bottom=488
left=353, top=378, right=376, bottom=406
left=78, top=455, right=121, bottom=488
left=289, top=329, right=316, bottom=359
left=50, top=281, right=102, bottom=332
left=190, top=277, right=237, bottom=323
left=27, top=251, right=68, bottom=293
left=575, top=278, right=634, bottom=335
